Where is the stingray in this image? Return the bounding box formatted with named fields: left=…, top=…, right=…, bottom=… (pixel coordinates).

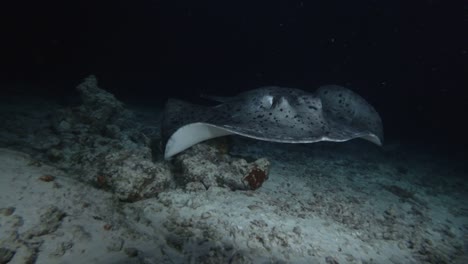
left=162, top=85, right=383, bottom=159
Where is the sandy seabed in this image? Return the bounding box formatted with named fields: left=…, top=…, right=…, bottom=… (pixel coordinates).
left=0, top=87, right=467, bottom=264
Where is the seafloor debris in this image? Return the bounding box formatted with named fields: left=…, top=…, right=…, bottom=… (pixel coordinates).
left=243, top=167, right=268, bottom=190
left=383, top=184, right=414, bottom=200
left=0, top=206, right=67, bottom=263
left=0, top=207, right=15, bottom=216
left=45, top=75, right=174, bottom=201
left=39, top=175, right=55, bottom=182
left=0, top=248, right=15, bottom=263
left=173, top=142, right=270, bottom=191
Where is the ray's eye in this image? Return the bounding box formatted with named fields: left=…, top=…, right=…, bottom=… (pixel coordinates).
left=260, top=95, right=274, bottom=109
left=271, top=96, right=280, bottom=108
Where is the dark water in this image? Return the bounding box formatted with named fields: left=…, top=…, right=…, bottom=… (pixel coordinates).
left=1, top=0, right=466, bottom=152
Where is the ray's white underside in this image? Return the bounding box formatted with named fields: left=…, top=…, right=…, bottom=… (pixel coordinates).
left=164, top=122, right=382, bottom=159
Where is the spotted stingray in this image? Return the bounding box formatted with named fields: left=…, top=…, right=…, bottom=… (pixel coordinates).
left=162, top=85, right=383, bottom=159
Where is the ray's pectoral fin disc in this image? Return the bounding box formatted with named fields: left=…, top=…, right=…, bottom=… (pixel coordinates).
left=161, top=99, right=235, bottom=159
left=161, top=86, right=383, bottom=160
left=316, top=85, right=383, bottom=146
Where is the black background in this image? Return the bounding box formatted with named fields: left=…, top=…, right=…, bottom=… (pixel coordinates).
left=1, top=0, right=467, bottom=149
